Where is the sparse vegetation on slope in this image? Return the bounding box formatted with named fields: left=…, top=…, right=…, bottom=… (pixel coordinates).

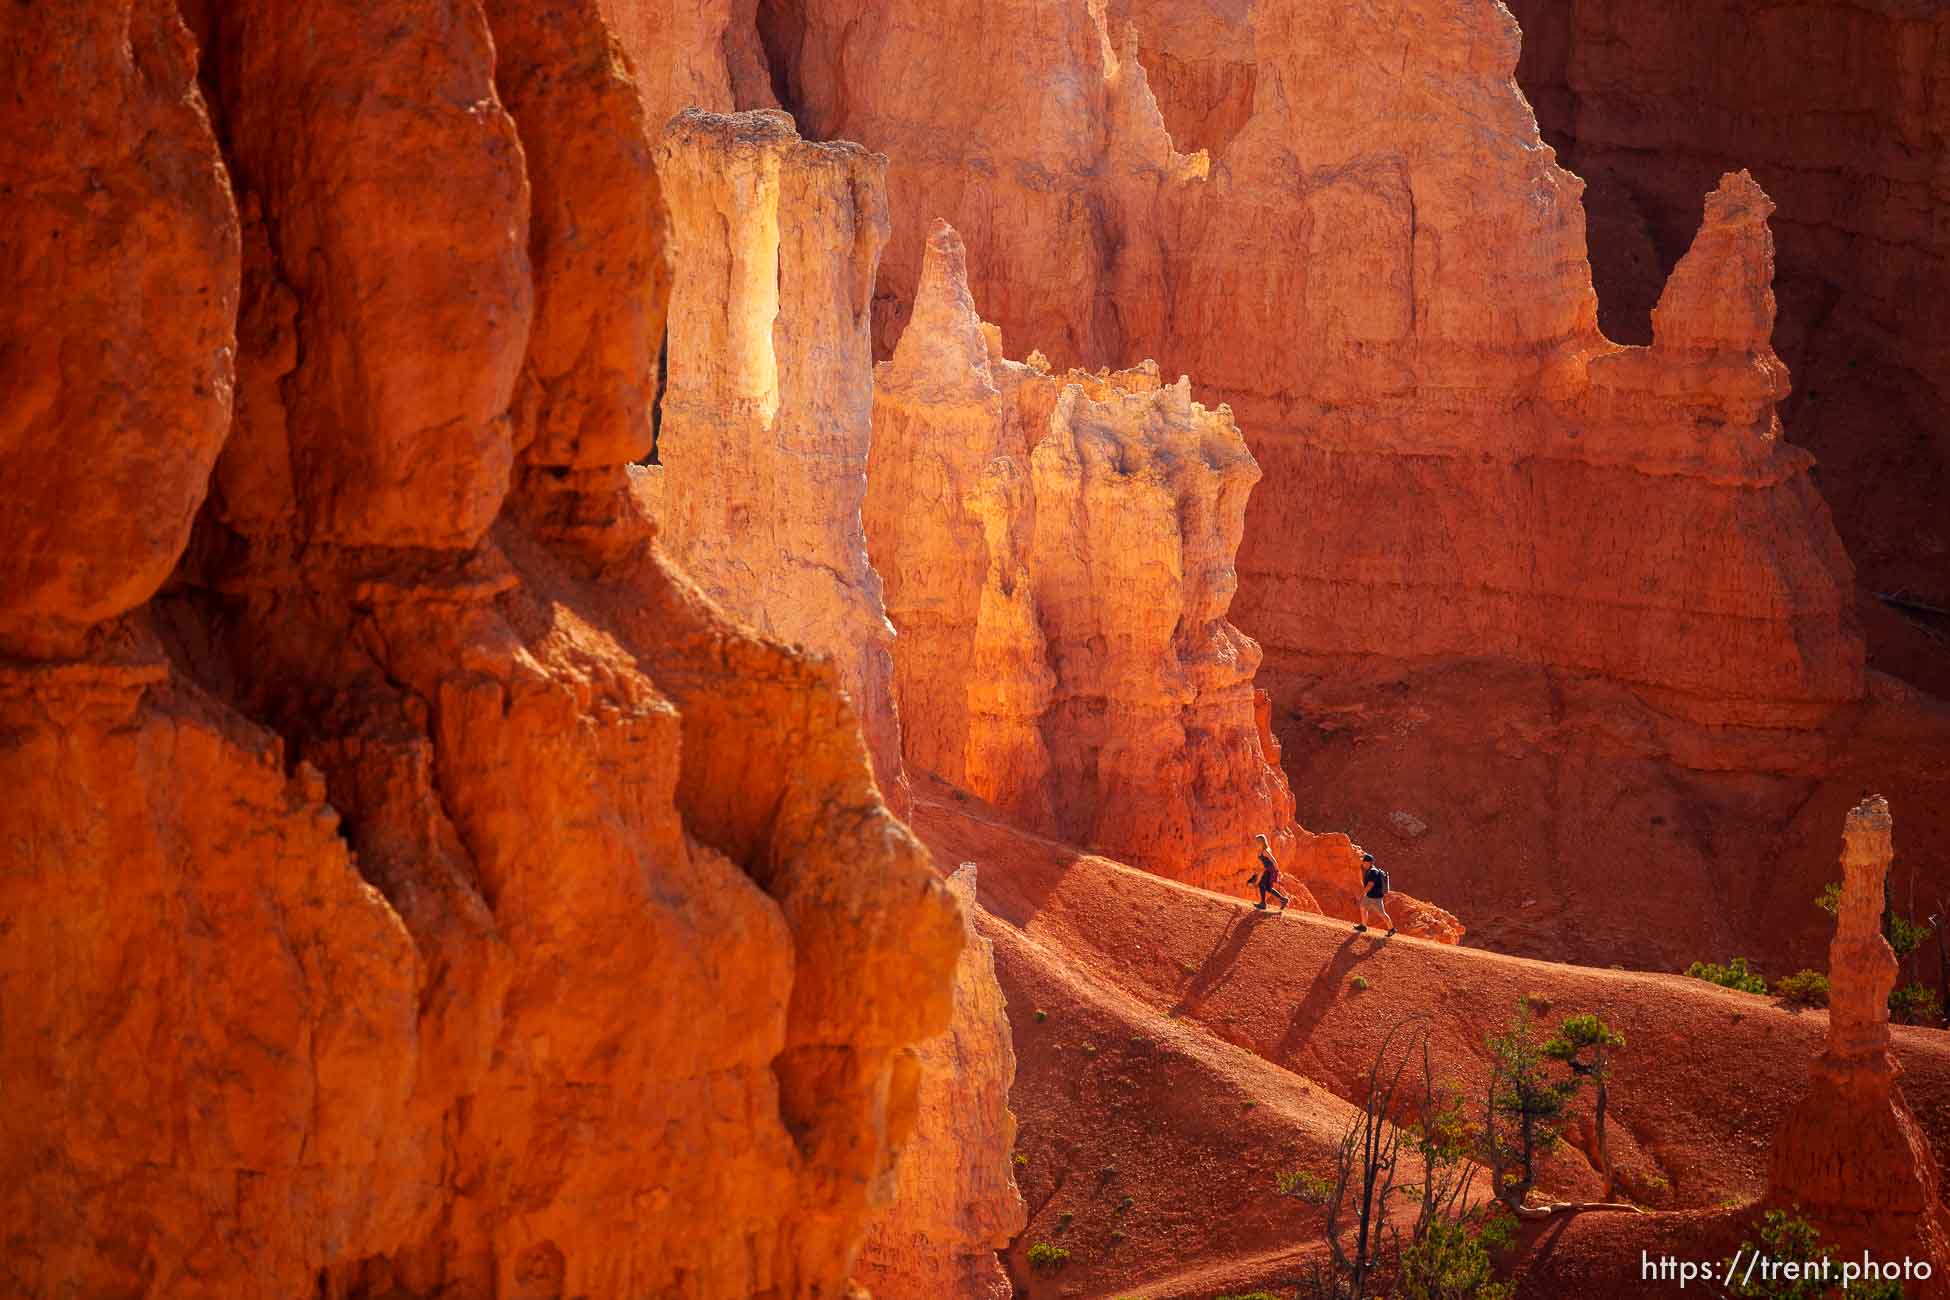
left=1686, top=957, right=1768, bottom=994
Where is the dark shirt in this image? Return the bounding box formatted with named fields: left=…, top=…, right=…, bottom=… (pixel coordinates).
left=1257, top=850, right=1278, bottom=883
left=1363, top=866, right=1387, bottom=899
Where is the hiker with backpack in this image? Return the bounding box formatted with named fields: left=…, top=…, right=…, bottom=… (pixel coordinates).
left=1355, top=851, right=1395, bottom=935
left=1247, top=833, right=1290, bottom=912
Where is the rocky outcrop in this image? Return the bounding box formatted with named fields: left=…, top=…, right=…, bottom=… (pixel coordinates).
left=857, top=864, right=1026, bottom=1299
left=1103, top=0, right=1257, bottom=156
left=0, top=0, right=238, bottom=659
left=0, top=5, right=961, bottom=1296
left=766, top=0, right=1864, bottom=728
left=866, top=222, right=1303, bottom=890
left=1506, top=0, right=1950, bottom=693
left=750, top=0, right=1891, bottom=972
left=1770, top=796, right=1950, bottom=1285
left=653, top=108, right=907, bottom=806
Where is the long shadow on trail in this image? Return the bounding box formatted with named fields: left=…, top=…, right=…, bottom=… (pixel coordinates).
left=1275, top=933, right=1386, bottom=1065
left=1172, top=908, right=1277, bottom=1016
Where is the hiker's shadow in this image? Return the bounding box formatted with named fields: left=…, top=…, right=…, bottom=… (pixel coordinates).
left=1171, top=909, right=1272, bottom=1015
left=1275, top=933, right=1383, bottom=1062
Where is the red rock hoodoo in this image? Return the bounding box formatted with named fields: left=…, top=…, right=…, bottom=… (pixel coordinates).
left=1770, top=796, right=1950, bottom=1285
left=1506, top=0, right=1950, bottom=695
left=756, top=0, right=1950, bottom=976
left=865, top=220, right=1462, bottom=940
left=651, top=107, right=907, bottom=806
left=865, top=220, right=1303, bottom=891
left=0, top=4, right=962, bottom=1295
left=9, top=0, right=1950, bottom=1293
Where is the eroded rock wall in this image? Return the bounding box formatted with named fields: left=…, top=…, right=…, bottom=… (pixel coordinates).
left=745, top=0, right=1914, bottom=972
left=0, top=0, right=238, bottom=659
left=1505, top=0, right=1950, bottom=694
left=653, top=108, right=907, bottom=806
left=765, top=0, right=1864, bottom=728
left=866, top=222, right=1303, bottom=890
left=856, top=864, right=1026, bottom=1299
left=0, top=4, right=960, bottom=1295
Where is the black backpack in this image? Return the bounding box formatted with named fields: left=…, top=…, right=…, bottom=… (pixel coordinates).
left=1366, top=866, right=1389, bottom=897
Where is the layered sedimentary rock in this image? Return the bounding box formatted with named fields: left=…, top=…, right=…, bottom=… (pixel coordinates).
left=857, top=865, right=1026, bottom=1299
left=866, top=222, right=1302, bottom=889
left=654, top=108, right=907, bottom=805
left=1103, top=0, right=1257, bottom=156
left=767, top=0, right=1863, bottom=727
left=1770, top=797, right=1950, bottom=1285
left=0, top=5, right=962, bottom=1295
left=1506, top=0, right=1950, bottom=691
left=749, top=0, right=1892, bottom=970
left=598, top=0, right=774, bottom=129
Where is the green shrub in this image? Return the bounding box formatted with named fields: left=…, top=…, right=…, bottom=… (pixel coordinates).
left=1275, top=1168, right=1332, bottom=1203
left=1774, top=970, right=1829, bottom=1007
left=1726, top=1207, right=1903, bottom=1299
left=1398, top=1210, right=1517, bottom=1300
left=1350, top=975, right=1370, bottom=991
left=1026, top=1242, right=1070, bottom=1272
left=1056, top=1211, right=1073, bottom=1233
left=1033, top=1009, right=1048, bottom=1023
left=1686, top=956, right=1767, bottom=994
left=1117, top=1195, right=1134, bottom=1212
left=1522, top=991, right=1552, bottom=1012
left=1890, top=982, right=1943, bottom=1026
left=1012, top=1151, right=1027, bottom=1168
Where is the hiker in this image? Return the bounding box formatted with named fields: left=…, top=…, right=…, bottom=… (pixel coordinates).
left=1247, top=833, right=1289, bottom=912
left=1355, top=851, right=1395, bottom=936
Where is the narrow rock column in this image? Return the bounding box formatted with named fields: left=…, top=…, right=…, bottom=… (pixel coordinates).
left=1769, top=796, right=1950, bottom=1282
left=655, top=108, right=907, bottom=807
left=856, top=864, right=1026, bottom=1299
left=866, top=221, right=1306, bottom=889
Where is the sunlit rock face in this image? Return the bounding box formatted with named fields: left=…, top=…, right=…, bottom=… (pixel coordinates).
left=1769, top=797, right=1950, bottom=1282
left=866, top=220, right=1306, bottom=891
left=654, top=107, right=909, bottom=808
left=760, top=0, right=1881, bottom=975
left=0, top=6, right=961, bottom=1296
left=857, top=864, right=1027, bottom=1300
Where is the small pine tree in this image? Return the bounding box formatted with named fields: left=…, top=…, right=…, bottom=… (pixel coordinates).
left=1485, top=1000, right=1581, bottom=1211
left=1543, top=1013, right=1624, bottom=1199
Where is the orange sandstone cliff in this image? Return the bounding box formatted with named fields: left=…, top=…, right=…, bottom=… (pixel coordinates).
left=753, top=0, right=1947, bottom=976
left=856, top=864, right=1027, bottom=1299
left=865, top=221, right=1304, bottom=892
left=651, top=107, right=907, bottom=805
left=0, top=3, right=961, bottom=1296
left=642, top=113, right=1030, bottom=1285
left=1506, top=0, right=1950, bottom=697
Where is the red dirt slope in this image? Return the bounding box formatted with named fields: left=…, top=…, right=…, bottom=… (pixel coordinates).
left=909, top=779, right=1950, bottom=1297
